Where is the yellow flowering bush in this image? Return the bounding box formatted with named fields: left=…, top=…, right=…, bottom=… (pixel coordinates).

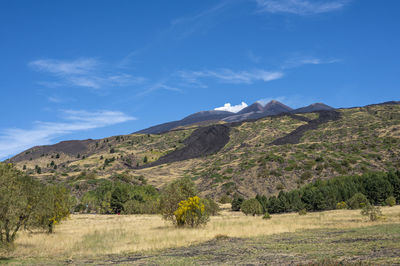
left=336, top=201, right=348, bottom=209
left=173, top=196, right=209, bottom=227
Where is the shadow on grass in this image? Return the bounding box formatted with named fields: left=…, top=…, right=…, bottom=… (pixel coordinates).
left=0, top=256, right=13, bottom=262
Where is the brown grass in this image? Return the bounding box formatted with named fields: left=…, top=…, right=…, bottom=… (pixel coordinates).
left=7, top=205, right=400, bottom=260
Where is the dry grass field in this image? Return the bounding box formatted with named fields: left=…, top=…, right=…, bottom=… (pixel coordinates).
left=2, top=205, right=400, bottom=264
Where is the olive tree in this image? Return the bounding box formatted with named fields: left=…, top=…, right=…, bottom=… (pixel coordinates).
left=0, top=163, right=42, bottom=244
left=0, top=163, right=71, bottom=246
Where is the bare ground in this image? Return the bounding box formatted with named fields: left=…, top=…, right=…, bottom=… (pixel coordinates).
left=60, top=224, right=400, bottom=265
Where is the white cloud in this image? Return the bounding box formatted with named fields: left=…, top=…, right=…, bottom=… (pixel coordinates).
left=214, top=102, right=248, bottom=113
left=0, top=110, right=135, bottom=160
left=282, top=57, right=342, bottom=69
left=29, top=58, right=98, bottom=75
left=255, top=0, right=349, bottom=15
left=29, top=58, right=145, bottom=90
left=178, top=69, right=284, bottom=85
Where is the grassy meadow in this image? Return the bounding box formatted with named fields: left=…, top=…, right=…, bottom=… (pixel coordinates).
left=2, top=205, right=400, bottom=264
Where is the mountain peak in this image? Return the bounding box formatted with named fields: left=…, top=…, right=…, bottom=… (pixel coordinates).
left=237, top=102, right=264, bottom=114
left=263, top=100, right=293, bottom=114
left=292, top=102, right=334, bottom=113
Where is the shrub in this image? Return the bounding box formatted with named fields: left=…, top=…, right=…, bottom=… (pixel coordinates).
left=298, top=209, right=307, bottom=215
left=160, top=176, right=197, bottom=222
left=202, top=198, right=220, bottom=216
left=347, top=193, right=369, bottom=209
left=336, top=201, right=348, bottom=209
left=262, top=213, right=271, bottom=219
left=231, top=195, right=244, bottom=211
left=219, top=195, right=232, bottom=204
left=174, top=196, right=209, bottom=227
left=361, top=203, right=382, bottom=221
left=241, top=199, right=263, bottom=216
left=300, top=171, right=312, bottom=181
left=385, top=196, right=396, bottom=207
left=123, top=199, right=158, bottom=214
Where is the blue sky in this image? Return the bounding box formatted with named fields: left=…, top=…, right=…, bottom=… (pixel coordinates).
left=1, top=0, right=399, bottom=159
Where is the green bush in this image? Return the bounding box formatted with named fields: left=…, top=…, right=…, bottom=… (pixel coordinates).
left=241, top=199, right=263, bottom=216
left=262, top=213, right=271, bottom=219
left=336, top=201, right=348, bottom=209
left=385, top=196, right=396, bottom=207
left=298, top=209, right=307, bottom=215
left=231, top=195, right=244, bottom=211
left=361, top=203, right=382, bottom=221
left=219, top=195, right=232, bottom=204
left=347, top=193, right=369, bottom=209
left=202, top=198, right=220, bottom=216
left=123, top=199, right=159, bottom=214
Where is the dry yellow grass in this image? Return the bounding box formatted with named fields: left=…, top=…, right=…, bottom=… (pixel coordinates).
left=6, top=205, right=400, bottom=260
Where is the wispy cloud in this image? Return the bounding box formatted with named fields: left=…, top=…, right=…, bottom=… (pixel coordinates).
left=0, top=110, right=135, bottom=160
left=29, top=58, right=145, bottom=90
left=254, top=0, right=350, bottom=15
left=282, top=56, right=342, bottom=69
left=214, top=102, right=248, bottom=113
left=47, top=96, right=63, bottom=103
left=178, top=69, right=284, bottom=86
left=168, top=0, right=233, bottom=39
left=247, top=50, right=261, bottom=63
left=137, top=81, right=183, bottom=96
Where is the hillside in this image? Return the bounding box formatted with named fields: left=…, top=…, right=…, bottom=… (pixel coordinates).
left=7, top=102, right=400, bottom=200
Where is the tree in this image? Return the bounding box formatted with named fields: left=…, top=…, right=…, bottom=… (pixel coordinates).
left=0, top=163, right=42, bottom=244
left=35, top=165, right=41, bottom=174
left=32, top=185, right=71, bottom=233
left=361, top=203, right=381, bottom=221
left=159, top=176, right=197, bottom=222
left=347, top=193, right=369, bottom=209
left=241, top=199, right=263, bottom=216
left=231, top=194, right=244, bottom=211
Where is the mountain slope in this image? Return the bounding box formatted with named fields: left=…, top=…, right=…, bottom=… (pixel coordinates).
left=292, top=103, right=334, bottom=113
left=136, top=110, right=234, bottom=134
left=222, top=100, right=293, bottom=122
left=137, top=100, right=293, bottom=133
left=6, top=102, right=400, bottom=200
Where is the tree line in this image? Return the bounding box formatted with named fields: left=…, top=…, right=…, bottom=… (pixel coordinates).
left=238, top=171, right=400, bottom=215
